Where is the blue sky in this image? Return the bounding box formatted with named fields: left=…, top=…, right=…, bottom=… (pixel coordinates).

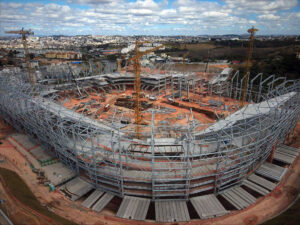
left=0, top=0, right=299, bottom=35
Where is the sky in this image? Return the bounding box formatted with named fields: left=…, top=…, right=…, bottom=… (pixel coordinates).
left=0, top=0, right=300, bottom=36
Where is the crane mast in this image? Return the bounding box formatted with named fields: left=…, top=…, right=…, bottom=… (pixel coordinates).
left=183, top=52, right=189, bottom=74
left=128, top=41, right=164, bottom=138
left=241, top=26, right=258, bottom=105
left=5, top=28, right=36, bottom=86
left=134, top=40, right=142, bottom=139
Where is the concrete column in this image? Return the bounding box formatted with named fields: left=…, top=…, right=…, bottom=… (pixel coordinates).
left=117, top=59, right=122, bottom=72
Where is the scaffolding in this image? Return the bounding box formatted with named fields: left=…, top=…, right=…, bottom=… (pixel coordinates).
left=0, top=71, right=299, bottom=201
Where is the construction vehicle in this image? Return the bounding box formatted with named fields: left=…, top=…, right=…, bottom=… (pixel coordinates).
left=127, top=41, right=164, bottom=138
left=5, top=28, right=36, bottom=86
left=241, top=26, right=259, bottom=106
left=49, top=183, right=55, bottom=192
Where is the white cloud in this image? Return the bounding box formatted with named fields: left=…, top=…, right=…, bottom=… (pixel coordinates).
left=0, top=0, right=299, bottom=35
left=225, top=0, right=298, bottom=13
left=202, top=11, right=229, bottom=17
left=131, top=0, right=161, bottom=10
left=130, top=8, right=154, bottom=16
left=258, top=14, right=280, bottom=20
left=67, top=0, right=119, bottom=4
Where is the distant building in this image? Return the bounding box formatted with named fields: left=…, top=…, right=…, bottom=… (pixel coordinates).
left=102, top=49, right=120, bottom=55
left=169, top=56, right=188, bottom=62
left=22, top=60, right=39, bottom=69
left=45, top=51, right=82, bottom=60
left=231, top=60, right=241, bottom=65
left=161, top=53, right=167, bottom=58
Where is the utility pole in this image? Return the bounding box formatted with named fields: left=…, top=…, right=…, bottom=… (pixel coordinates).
left=5, top=28, right=36, bottom=86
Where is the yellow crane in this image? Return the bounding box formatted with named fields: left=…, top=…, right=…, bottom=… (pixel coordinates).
left=128, top=41, right=164, bottom=138
left=5, top=28, right=36, bottom=86
left=183, top=52, right=189, bottom=74
left=117, top=58, right=122, bottom=72
left=241, top=26, right=258, bottom=105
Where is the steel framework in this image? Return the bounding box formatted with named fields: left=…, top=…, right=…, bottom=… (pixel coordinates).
left=0, top=71, right=299, bottom=201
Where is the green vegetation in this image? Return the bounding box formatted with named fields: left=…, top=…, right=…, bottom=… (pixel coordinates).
left=162, top=40, right=300, bottom=81
left=0, top=167, right=77, bottom=225
left=216, top=39, right=299, bottom=48
left=250, top=53, right=300, bottom=80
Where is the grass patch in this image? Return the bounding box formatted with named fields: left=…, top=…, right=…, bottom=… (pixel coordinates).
left=0, top=167, right=77, bottom=225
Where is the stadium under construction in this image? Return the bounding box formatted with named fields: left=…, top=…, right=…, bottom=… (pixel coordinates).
left=0, top=66, right=299, bottom=222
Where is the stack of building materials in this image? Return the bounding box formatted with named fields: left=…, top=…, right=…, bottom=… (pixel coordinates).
left=190, top=194, right=228, bottom=219
left=116, top=196, right=150, bottom=220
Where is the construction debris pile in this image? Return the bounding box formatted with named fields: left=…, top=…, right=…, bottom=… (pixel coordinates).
left=115, top=97, right=152, bottom=111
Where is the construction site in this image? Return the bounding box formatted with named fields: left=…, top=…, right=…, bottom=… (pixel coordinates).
left=0, top=28, right=300, bottom=224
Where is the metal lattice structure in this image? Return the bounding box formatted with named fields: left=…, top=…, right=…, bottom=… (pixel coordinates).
left=0, top=70, right=299, bottom=201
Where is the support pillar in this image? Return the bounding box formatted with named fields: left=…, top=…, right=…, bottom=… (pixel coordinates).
left=268, top=141, right=278, bottom=163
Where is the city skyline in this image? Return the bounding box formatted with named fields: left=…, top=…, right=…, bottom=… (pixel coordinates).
left=0, top=0, right=300, bottom=36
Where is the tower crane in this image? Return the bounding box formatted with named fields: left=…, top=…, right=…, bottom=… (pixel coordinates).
left=128, top=40, right=164, bottom=139
left=5, top=28, right=36, bottom=86
left=183, top=51, right=189, bottom=74
left=241, top=26, right=258, bottom=105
